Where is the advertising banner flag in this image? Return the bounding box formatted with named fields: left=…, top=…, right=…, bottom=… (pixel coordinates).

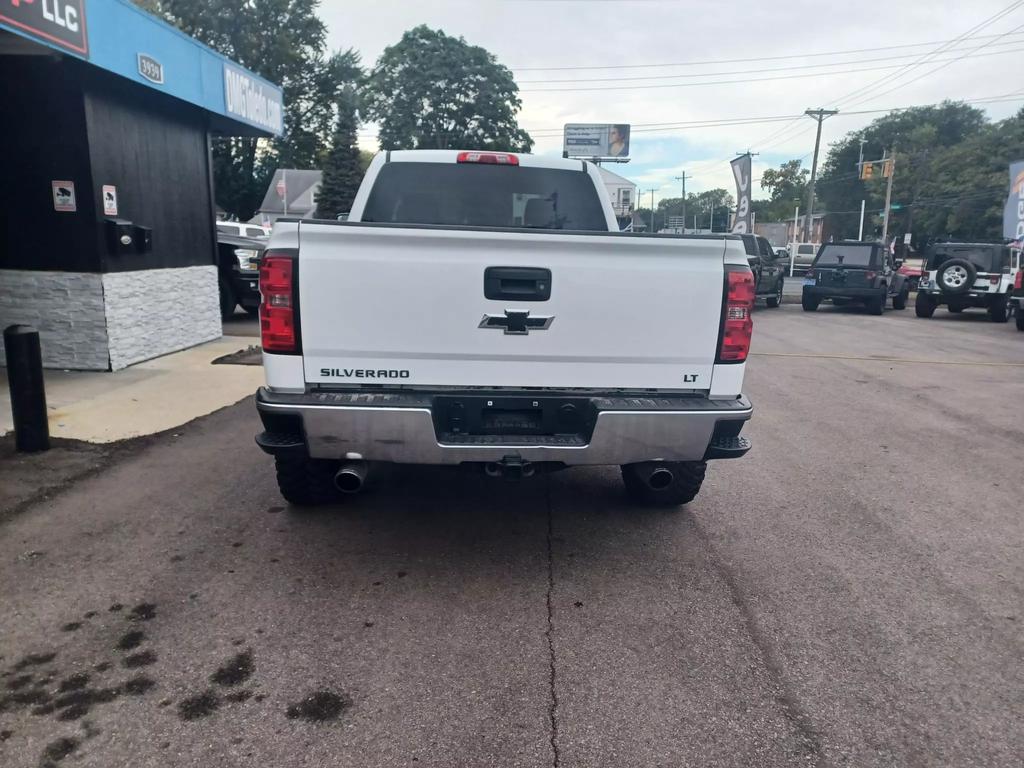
left=730, top=154, right=752, bottom=234
left=1003, top=160, right=1024, bottom=245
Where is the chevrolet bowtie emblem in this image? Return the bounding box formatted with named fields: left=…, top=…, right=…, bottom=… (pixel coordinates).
left=479, top=310, right=554, bottom=335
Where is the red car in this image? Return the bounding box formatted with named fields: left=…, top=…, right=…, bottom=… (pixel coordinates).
left=897, top=257, right=925, bottom=290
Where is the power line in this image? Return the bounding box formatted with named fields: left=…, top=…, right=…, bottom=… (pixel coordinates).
left=506, top=31, right=1024, bottom=71
left=515, top=37, right=1024, bottom=85
left=825, top=0, right=1024, bottom=108
left=845, top=21, right=1024, bottom=109
left=519, top=44, right=1024, bottom=92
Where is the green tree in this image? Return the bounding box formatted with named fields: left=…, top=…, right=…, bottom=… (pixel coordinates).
left=365, top=25, right=532, bottom=152
left=315, top=89, right=363, bottom=219
left=756, top=160, right=808, bottom=222
left=139, top=1, right=362, bottom=220
left=816, top=102, right=987, bottom=240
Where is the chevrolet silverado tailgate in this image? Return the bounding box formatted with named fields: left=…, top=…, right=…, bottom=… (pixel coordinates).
left=297, top=222, right=727, bottom=391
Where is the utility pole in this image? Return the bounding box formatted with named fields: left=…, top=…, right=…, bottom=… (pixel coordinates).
left=802, top=108, right=838, bottom=242
left=857, top=137, right=867, bottom=240
left=881, top=147, right=896, bottom=244
left=674, top=171, right=688, bottom=231
left=645, top=188, right=656, bottom=232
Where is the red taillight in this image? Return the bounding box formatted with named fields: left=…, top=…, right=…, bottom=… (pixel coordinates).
left=718, top=269, right=755, bottom=363
left=989, top=274, right=1000, bottom=285
left=259, top=254, right=299, bottom=354
left=1015, top=271, right=1023, bottom=290
left=456, top=151, right=519, bottom=165
left=865, top=270, right=877, bottom=281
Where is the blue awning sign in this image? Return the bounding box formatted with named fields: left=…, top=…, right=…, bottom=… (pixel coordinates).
left=0, top=0, right=88, bottom=56
left=223, top=61, right=284, bottom=136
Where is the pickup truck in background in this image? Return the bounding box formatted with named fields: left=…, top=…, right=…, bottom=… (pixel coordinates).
left=254, top=150, right=754, bottom=507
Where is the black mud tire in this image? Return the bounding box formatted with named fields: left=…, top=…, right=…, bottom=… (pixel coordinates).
left=766, top=279, right=783, bottom=308
left=915, top=291, right=937, bottom=318
left=868, top=289, right=885, bottom=316
left=893, top=287, right=909, bottom=310
left=218, top=275, right=237, bottom=320
left=801, top=295, right=819, bottom=312
left=621, top=461, right=707, bottom=507
left=274, top=456, right=342, bottom=506
left=989, top=295, right=1009, bottom=323
left=1016, top=309, right=1024, bottom=331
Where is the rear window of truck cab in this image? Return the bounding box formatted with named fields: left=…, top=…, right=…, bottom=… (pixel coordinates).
left=361, top=162, right=608, bottom=231
left=815, top=244, right=875, bottom=268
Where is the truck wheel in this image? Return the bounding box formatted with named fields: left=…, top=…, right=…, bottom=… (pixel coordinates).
left=988, top=296, right=1009, bottom=323
left=274, top=456, right=342, bottom=506
left=1017, top=310, right=1024, bottom=331
left=893, top=287, right=909, bottom=310
left=915, top=292, right=936, bottom=318
left=766, top=280, right=783, bottom=308
left=621, top=461, right=706, bottom=507
left=801, top=296, right=819, bottom=312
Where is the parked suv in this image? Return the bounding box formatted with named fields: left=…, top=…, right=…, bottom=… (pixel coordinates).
left=1010, top=264, right=1024, bottom=331
left=915, top=242, right=1013, bottom=322
left=741, top=234, right=785, bottom=307
left=217, top=232, right=265, bottom=319
left=801, top=241, right=909, bottom=314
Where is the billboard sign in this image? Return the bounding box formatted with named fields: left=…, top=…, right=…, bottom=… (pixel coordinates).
left=563, top=124, right=630, bottom=159
left=0, top=0, right=88, bottom=57
left=730, top=154, right=752, bottom=234
left=1003, top=160, right=1024, bottom=246
left=223, top=61, right=284, bottom=136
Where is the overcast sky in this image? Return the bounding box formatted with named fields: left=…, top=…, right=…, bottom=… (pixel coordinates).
left=319, top=0, right=1024, bottom=207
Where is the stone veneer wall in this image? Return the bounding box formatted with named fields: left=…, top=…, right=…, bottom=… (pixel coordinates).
left=102, top=266, right=221, bottom=370
left=0, top=270, right=110, bottom=370
left=0, top=266, right=221, bottom=371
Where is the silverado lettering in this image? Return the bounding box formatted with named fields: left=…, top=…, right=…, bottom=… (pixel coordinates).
left=320, top=368, right=411, bottom=379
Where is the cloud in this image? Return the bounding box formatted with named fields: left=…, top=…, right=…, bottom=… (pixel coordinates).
left=327, top=0, right=1024, bottom=210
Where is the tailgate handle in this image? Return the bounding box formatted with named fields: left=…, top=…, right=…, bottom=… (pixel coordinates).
left=484, top=267, right=551, bottom=302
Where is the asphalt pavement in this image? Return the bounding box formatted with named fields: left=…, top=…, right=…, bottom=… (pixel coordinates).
left=1, top=299, right=1022, bottom=767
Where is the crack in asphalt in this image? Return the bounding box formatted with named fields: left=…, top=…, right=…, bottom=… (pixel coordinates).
left=691, top=515, right=827, bottom=768
left=544, top=478, right=561, bottom=768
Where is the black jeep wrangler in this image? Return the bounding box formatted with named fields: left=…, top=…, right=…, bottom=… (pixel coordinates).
left=801, top=241, right=909, bottom=315
left=914, top=242, right=1013, bottom=322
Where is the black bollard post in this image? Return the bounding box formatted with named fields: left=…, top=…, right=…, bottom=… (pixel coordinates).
left=4, top=325, right=50, bottom=452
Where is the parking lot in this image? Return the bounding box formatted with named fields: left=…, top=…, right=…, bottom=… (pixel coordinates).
left=1, top=301, right=1022, bottom=767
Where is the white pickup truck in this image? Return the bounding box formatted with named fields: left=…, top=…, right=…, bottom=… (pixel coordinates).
left=254, top=150, right=754, bottom=506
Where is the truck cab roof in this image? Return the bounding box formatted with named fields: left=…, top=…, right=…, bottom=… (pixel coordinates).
left=385, top=149, right=590, bottom=172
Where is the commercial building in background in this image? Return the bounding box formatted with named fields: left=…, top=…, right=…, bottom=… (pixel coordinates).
left=255, top=170, right=323, bottom=226
left=0, top=0, right=283, bottom=371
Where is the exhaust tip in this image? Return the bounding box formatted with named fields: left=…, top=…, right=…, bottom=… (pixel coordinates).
left=334, top=462, right=367, bottom=494
left=648, top=468, right=674, bottom=490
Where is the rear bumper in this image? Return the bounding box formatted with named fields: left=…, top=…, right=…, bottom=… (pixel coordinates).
left=803, top=285, right=881, bottom=301
left=255, top=388, right=752, bottom=466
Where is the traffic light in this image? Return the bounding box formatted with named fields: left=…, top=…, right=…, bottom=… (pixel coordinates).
left=861, top=162, right=874, bottom=180
left=882, top=159, right=893, bottom=178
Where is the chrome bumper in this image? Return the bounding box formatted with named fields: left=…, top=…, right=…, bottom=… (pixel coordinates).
left=256, top=389, right=752, bottom=466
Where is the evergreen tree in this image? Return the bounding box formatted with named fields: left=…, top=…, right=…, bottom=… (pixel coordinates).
left=315, top=91, right=363, bottom=220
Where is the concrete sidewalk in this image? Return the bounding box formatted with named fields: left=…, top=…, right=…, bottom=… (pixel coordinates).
left=0, top=336, right=263, bottom=443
